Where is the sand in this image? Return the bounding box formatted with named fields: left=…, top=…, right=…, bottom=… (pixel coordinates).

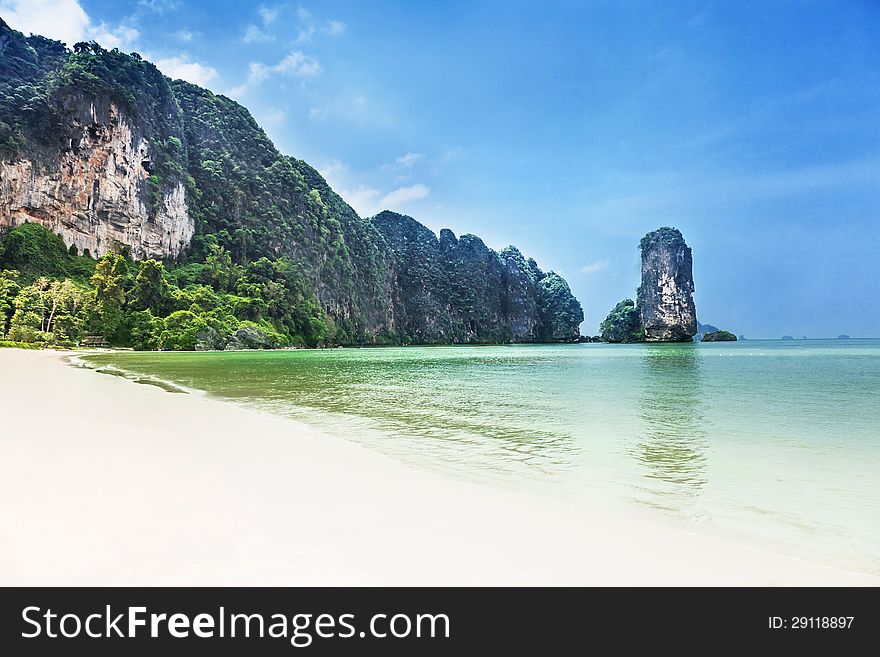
left=0, top=348, right=876, bottom=586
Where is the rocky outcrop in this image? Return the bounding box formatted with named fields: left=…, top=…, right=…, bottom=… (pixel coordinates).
left=639, top=227, right=696, bottom=342
left=373, top=211, right=584, bottom=342
left=0, top=93, right=192, bottom=260
left=225, top=326, right=273, bottom=350
left=701, top=330, right=736, bottom=342
left=600, top=299, right=644, bottom=343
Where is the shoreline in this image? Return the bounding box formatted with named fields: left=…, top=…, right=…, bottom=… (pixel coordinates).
left=1, top=348, right=876, bottom=586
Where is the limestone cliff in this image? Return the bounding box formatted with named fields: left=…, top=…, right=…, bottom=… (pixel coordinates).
left=638, top=227, right=697, bottom=342
left=373, top=211, right=583, bottom=342
left=0, top=92, right=192, bottom=259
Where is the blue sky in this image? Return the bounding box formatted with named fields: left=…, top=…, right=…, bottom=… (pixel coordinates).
left=3, top=0, right=879, bottom=337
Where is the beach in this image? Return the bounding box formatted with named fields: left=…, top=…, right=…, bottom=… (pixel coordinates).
left=0, top=348, right=876, bottom=586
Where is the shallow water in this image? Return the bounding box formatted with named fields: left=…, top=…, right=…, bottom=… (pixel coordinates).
left=84, top=339, right=880, bottom=574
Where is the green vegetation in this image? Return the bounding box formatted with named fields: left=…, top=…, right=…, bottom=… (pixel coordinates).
left=537, top=273, right=583, bottom=341
left=0, top=223, right=335, bottom=349
left=599, top=299, right=645, bottom=343
left=701, top=330, right=737, bottom=342
left=0, top=340, right=43, bottom=349
left=639, top=226, right=685, bottom=253
left=0, top=222, right=95, bottom=281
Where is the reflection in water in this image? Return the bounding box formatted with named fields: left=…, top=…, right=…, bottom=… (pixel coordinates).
left=634, top=345, right=708, bottom=500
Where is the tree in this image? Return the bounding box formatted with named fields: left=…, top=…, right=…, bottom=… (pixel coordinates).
left=131, top=259, right=170, bottom=314
left=129, top=310, right=165, bottom=351
left=202, top=243, right=240, bottom=292
left=7, top=278, right=88, bottom=344
left=7, top=281, right=47, bottom=343
left=45, top=279, right=88, bottom=343
left=0, top=269, right=21, bottom=336
left=158, top=310, right=208, bottom=351
left=89, top=253, right=129, bottom=341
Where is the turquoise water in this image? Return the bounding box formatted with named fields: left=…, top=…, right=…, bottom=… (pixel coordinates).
left=83, top=340, right=880, bottom=574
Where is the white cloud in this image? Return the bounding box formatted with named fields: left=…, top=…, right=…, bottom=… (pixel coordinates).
left=273, top=50, right=321, bottom=76
left=229, top=50, right=320, bottom=97
left=258, top=4, right=280, bottom=25
left=294, top=10, right=345, bottom=43
left=173, top=28, right=194, bottom=42
left=243, top=24, right=273, bottom=43
left=89, top=23, right=139, bottom=50
left=295, top=25, right=315, bottom=43
left=1, top=0, right=89, bottom=46
left=247, top=62, right=270, bottom=83
left=344, top=185, right=383, bottom=215
left=323, top=20, right=346, bottom=36
left=317, top=160, right=348, bottom=189
left=395, top=152, right=423, bottom=168
left=381, top=184, right=430, bottom=209
left=318, top=160, right=431, bottom=217
left=348, top=182, right=432, bottom=216
left=224, top=85, right=247, bottom=99
left=138, top=0, right=179, bottom=12
left=246, top=52, right=320, bottom=85
left=259, top=109, right=287, bottom=126
left=153, top=55, right=218, bottom=86
left=580, top=259, right=610, bottom=275
left=1, top=0, right=134, bottom=50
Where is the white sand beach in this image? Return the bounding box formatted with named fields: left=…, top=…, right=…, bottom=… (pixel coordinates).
left=0, top=348, right=876, bottom=586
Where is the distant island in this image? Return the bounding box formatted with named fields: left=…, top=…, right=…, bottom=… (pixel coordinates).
left=695, top=322, right=719, bottom=341
left=702, top=330, right=737, bottom=342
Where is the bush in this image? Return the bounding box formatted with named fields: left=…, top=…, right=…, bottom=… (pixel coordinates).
left=158, top=310, right=208, bottom=351
left=0, top=340, right=43, bottom=349
left=0, top=223, right=95, bottom=283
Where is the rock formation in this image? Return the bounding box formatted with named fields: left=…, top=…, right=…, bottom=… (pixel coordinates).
left=373, top=211, right=584, bottom=342
left=701, top=330, right=736, bottom=342
left=0, top=93, right=192, bottom=260
left=638, top=227, right=697, bottom=342
left=599, top=299, right=644, bottom=343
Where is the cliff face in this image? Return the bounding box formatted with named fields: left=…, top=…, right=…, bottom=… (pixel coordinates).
left=373, top=211, right=583, bottom=342
left=639, top=227, right=696, bottom=342
left=0, top=92, right=192, bottom=259
left=0, top=19, right=582, bottom=344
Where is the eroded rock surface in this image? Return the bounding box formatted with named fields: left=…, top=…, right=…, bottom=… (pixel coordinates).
left=639, top=227, right=697, bottom=342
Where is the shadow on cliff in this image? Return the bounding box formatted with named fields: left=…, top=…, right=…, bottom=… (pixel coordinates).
left=631, top=344, right=709, bottom=508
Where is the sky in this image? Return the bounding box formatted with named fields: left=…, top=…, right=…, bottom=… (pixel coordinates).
left=2, top=0, right=878, bottom=338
